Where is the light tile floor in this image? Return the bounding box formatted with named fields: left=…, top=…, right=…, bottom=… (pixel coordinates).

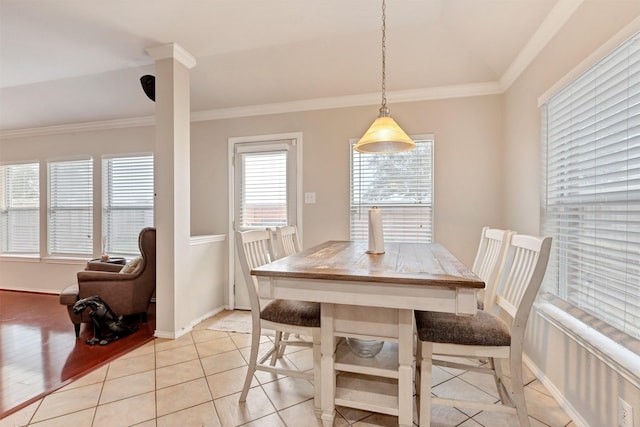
left=1, top=311, right=575, bottom=427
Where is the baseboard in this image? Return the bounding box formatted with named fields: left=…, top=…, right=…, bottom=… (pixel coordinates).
left=0, top=286, right=59, bottom=295
left=154, top=306, right=226, bottom=340
left=523, top=353, right=590, bottom=427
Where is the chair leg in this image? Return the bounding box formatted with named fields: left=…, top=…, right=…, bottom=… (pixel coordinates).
left=312, top=329, right=322, bottom=415
left=510, top=353, right=531, bottom=427
left=491, top=357, right=510, bottom=405
left=418, top=341, right=433, bottom=427
left=277, top=332, right=290, bottom=358
left=270, top=331, right=283, bottom=365
left=240, top=321, right=261, bottom=402
left=74, top=323, right=80, bottom=338
left=415, top=337, right=422, bottom=396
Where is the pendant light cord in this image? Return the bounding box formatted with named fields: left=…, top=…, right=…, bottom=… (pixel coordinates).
left=381, top=0, right=387, bottom=110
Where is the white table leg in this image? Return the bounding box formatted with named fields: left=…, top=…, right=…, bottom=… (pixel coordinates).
left=398, top=309, right=414, bottom=427
left=320, top=303, right=335, bottom=426
left=419, top=341, right=433, bottom=427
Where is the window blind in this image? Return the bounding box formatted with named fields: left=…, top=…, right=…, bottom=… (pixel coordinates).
left=542, top=32, right=640, bottom=340
left=238, top=151, right=288, bottom=228
left=48, top=159, right=93, bottom=256
left=0, top=163, right=39, bottom=254
left=102, top=155, right=154, bottom=257
left=350, top=138, right=434, bottom=243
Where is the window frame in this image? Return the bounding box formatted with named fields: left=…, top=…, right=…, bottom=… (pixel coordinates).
left=102, top=154, right=154, bottom=258
left=349, top=135, right=434, bottom=243
left=47, top=158, right=94, bottom=257
left=540, top=31, right=640, bottom=342
left=0, top=162, right=40, bottom=255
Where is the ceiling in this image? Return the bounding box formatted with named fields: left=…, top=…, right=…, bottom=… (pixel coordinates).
left=0, top=0, right=577, bottom=133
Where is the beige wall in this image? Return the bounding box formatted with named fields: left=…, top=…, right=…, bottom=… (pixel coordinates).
left=0, top=126, right=154, bottom=293
left=3, top=1, right=640, bottom=422
left=190, top=95, right=504, bottom=266
left=0, top=96, right=503, bottom=292
left=503, top=3, right=640, bottom=426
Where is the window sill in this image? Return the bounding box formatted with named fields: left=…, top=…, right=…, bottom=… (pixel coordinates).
left=43, top=257, right=87, bottom=265
left=0, top=254, right=41, bottom=263
left=535, top=302, right=640, bottom=389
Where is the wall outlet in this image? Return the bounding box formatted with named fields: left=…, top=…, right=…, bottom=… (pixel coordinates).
left=619, top=397, right=633, bottom=427
left=304, top=192, right=316, bottom=204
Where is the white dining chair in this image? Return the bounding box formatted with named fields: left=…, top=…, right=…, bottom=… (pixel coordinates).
left=235, top=229, right=321, bottom=410
left=275, top=225, right=302, bottom=259
left=471, top=227, right=514, bottom=311
left=415, top=234, right=552, bottom=427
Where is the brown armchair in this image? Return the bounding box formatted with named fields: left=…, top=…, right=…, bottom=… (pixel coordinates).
left=59, top=227, right=156, bottom=337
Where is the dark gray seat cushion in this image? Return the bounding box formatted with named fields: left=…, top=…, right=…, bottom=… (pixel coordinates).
left=415, top=309, right=510, bottom=346
left=261, top=299, right=320, bottom=328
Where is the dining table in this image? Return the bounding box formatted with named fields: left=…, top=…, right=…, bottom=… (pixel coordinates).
left=251, top=240, right=484, bottom=427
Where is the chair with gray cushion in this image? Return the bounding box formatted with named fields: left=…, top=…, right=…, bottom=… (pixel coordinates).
left=275, top=225, right=302, bottom=259
left=235, top=229, right=321, bottom=410
left=471, top=227, right=513, bottom=311
left=415, top=234, right=552, bottom=427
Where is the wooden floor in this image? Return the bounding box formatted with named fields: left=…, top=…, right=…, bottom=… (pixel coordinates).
left=0, top=290, right=155, bottom=419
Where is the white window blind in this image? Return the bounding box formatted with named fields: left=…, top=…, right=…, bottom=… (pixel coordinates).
left=102, top=155, right=154, bottom=257
left=238, top=150, right=288, bottom=228
left=542, top=32, right=640, bottom=340
left=350, top=138, right=434, bottom=242
left=48, top=159, right=93, bottom=256
left=0, top=163, right=39, bottom=254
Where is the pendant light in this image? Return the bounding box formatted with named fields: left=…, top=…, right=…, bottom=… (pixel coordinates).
left=354, top=0, right=415, bottom=154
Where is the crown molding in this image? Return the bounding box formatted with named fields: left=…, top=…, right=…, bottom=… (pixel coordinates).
left=500, top=0, right=583, bottom=91
left=0, top=116, right=156, bottom=139
left=145, top=43, right=197, bottom=69
left=1, top=82, right=501, bottom=139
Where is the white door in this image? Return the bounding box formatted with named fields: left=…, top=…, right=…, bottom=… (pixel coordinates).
left=229, top=134, right=301, bottom=309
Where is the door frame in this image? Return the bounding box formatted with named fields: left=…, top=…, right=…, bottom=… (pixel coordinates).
left=227, top=132, right=303, bottom=309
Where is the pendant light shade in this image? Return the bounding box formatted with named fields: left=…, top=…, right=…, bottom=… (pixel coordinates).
left=355, top=107, right=415, bottom=153
left=354, top=0, right=414, bottom=154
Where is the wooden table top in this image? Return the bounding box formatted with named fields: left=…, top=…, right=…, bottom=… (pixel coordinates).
left=252, top=240, right=484, bottom=289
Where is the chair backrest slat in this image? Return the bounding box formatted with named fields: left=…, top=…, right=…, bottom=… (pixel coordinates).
left=494, top=234, right=552, bottom=336
left=235, top=229, right=275, bottom=311
left=276, top=225, right=302, bottom=258
left=471, top=227, right=513, bottom=311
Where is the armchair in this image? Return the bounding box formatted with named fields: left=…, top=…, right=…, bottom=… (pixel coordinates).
left=59, top=227, right=156, bottom=337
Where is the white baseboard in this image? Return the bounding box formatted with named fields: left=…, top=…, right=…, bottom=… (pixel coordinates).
left=523, top=353, right=590, bottom=427
left=154, top=306, right=226, bottom=340
left=0, top=286, right=59, bottom=295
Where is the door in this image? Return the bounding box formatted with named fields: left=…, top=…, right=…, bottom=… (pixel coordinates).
left=229, top=133, right=301, bottom=309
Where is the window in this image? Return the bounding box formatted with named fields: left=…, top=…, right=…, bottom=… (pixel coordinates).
left=542, top=32, right=640, bottom=340
left=350, top=137, right=434, bottom=242
left=102, top=155, right=154, bottom=257
left=234, top=139, right=297, bottom=229
left=0, top=163, right=39, bottom=254
left=48, top=159, right=93, bottom=256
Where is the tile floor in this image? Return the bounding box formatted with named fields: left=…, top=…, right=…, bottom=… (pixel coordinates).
left=1, top=311, right=575, bottom=427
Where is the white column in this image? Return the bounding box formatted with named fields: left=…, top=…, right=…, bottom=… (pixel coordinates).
left=146, top=43, right=196, bottom=338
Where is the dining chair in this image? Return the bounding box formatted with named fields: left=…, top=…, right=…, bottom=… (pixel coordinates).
left=235, top=229, right=321, bottom=409
left=275, top=224, right=302, bottom=259
left=274, top=225, right=304, bottom=353
left=471, top=227, right=514, bottom=311
left=414, top=234, right=552, bottom=427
